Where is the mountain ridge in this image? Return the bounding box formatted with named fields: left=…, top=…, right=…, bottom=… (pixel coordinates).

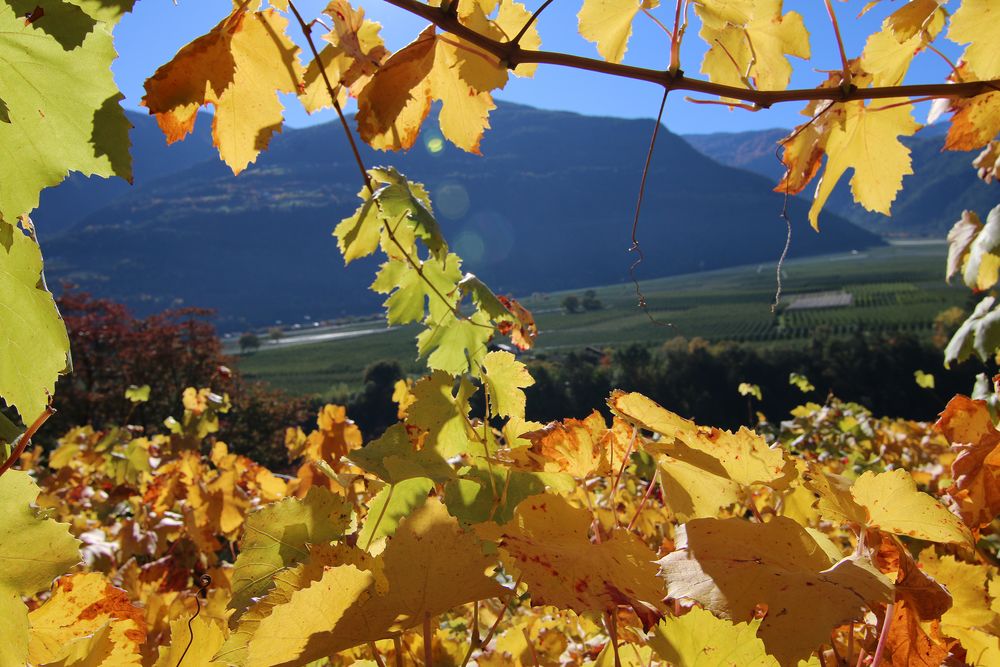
left=42, top=103, right=885, bottom=329
left=683, top=123, right=997, bottom=237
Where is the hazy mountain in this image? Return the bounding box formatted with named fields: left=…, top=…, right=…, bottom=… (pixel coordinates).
left=42, top=103, right=884, bottom=330
left=685, top=124, right=998, bottom=237
left=34, top=111, right=217, bottom=236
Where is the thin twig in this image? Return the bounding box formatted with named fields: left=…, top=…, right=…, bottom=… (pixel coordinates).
left=511, top=0, right=554, bottom=46
left=383, top=0, right=1000, bottom=106
left=176, top=574, right=211, bottom=667
left=0, top=405, right=53, bottom=479
left=925, top=40, right=963, bottom=82
left=642, top=8, right=673, bottom=41
left=287, top=0, right=371, bottom=192
left=823, top=0, right=850, bottom=79
left=685, top=96, right=759, bottom=111
left=628, top=88, right=674, bottom=328
left=772, top=195, right=792, bottom=313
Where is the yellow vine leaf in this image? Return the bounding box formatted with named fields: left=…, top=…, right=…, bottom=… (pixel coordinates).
left=218, top=543, right=382, bottom=665
left=0, top=219, right=71, bottom=424
left=241, top=499, right=504, bottom=665
left=658, top=517, right=894, bottom=666
left=0, top=471, right=80, bottom=667
left=934, top=63, right=1000, bottom=152
left=698, top=0, right=810, bottom=93
left=872, top=533, right=952, bottom=621
left=860, top=6, right=944, bottom=87
left=882, top=599, right=952, bottom=667
left=348, top=423, right=457, bottom=483
left=228, top=487, right=354, bottom=621
left=481, top=350, right=534, bottom=419
left=28, top=573, right=145, bottom=666
left=649, top=607, right=778, bottom=667
left=959, top=206, right=1000, bottom=292
left=609, top=391, right=794, bottom=489
left=974, top=140, right=1000, bottom=183
left=356, top=26, right=495, bottom=153
left=801, top=465, right=867, bottom=527
left=509, top=411, right=612, bottom=479
left=850, top=469, right=973, bottom=545
left=300, top=0, right=387, bottom=113
left=154, top=615, right=228, bottom=667
left=142, top=8, right=304, bottom=174
left=657, top=450, right=743, bottom=521
left=935, top=394, right=1000, bottom=531
left=356, top=476, right=434, bottom=547
left=577, top=0, right=650, bottom=64
left=808, top=99, right=919, bottom=230
left=948, top=0, right=1000, bottom=79
left=881, top=0, right=942, bottom=40
left=918, top=549, right=1000, bottom=655
left=406, top=370, right=477, bottom=457
left=289, top=404, right=363, bottom=464
left=481, top=493, right=667, bottom=628
left=947, top=210, right=985, bottom=285
left=495, top=0, right=541, bottom=76
left=299, top=45, right=349, bottom=114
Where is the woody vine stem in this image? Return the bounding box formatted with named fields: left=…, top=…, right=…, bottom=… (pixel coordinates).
left=385, top=0, right=1000, bottom=105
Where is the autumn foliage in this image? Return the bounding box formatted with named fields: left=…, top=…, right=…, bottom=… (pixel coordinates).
left=2, top=0, right=1000, bottom=665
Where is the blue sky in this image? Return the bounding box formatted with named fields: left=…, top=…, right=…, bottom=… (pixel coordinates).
left=112, top=0, right=965, bottom=135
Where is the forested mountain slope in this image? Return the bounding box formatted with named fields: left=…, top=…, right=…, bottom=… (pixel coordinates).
left=44, top=104, right=883, bottom=328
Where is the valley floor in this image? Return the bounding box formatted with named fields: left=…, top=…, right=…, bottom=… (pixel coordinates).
left=234, top=241, right=962, bottom=397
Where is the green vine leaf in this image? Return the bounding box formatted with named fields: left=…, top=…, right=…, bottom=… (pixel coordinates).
left=0, top=220, right=70, bottom=423
left=0, top=0, right=131, bottom=221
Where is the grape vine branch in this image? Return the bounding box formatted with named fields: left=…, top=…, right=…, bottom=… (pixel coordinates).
left=385, top=0, right=1000, bottom=105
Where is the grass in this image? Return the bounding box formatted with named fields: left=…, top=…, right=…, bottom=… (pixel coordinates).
left=236, top=242, right=966, bottom=397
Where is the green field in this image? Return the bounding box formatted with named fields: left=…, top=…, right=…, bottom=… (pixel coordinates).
left=236, top=242, right=966, bottom=396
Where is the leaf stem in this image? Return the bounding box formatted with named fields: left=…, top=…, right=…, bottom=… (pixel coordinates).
left=609, top=426, right=639, bottom=527
left=823, top=0, right=850, bottom=81
left=364, top=482, right=395, bottom=551
left=669, top=0, right=683, bottom=72
left=626, top=469, right=658, bottom=532
left=0, top=405, right=53, bottom=479
left=869, top=604, right=894, bottom=667
left=460, top=575, right=523, bottom=666
left=605, top=612, right=622, bottom=667
left=287, top=0, right=372, bottom=192
left=369, top=642, right=387, bottom=667
left=424, top=613, right=434, bottom=666
left=512, top=0, right=554, bottom=46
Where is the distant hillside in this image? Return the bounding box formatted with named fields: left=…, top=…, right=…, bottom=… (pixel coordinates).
left=34, top=111, right=217, bottom=236
left=685, top=124, right=998, bottom=237
left=43, top=103, right=884, bottom=330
